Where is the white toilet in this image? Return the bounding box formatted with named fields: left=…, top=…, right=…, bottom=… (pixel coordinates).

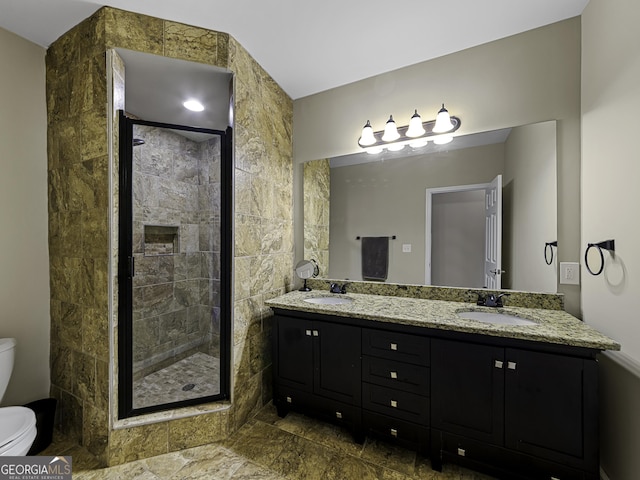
left=0, top=338, right=37, bottom=455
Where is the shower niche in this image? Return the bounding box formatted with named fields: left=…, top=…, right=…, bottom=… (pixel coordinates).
left=115, top=49, right=232, bottom=418
left=144, top=225, right=179, bottom=256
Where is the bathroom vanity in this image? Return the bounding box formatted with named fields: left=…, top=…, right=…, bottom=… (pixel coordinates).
left=266, top=290, right=619, bottom=480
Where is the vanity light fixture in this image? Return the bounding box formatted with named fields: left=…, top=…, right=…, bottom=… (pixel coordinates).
left=358, top=104, right=460, bottom=153
left=382, top=115, right=400, bottom=142
left=359, top=120, right=376, bottom=146
left=409, top=138, right=429, bottom=149
left=406, top=110, right=426, bottom=137
left=433, top=134, right=454, bottom=145
left=432, top=104, right=454, bottom=133
left=183, top=99, right=205, bottom=112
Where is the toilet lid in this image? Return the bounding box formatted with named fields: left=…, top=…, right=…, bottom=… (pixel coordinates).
left=0, top=338, right=17, bottom=353
left=0, top=406, right=36, bottom=447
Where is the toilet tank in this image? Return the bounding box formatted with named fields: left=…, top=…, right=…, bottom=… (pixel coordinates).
left=0, top=338, right=17, bottom=402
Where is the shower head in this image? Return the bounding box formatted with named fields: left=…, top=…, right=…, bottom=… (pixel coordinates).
left=133, top=138, right=145, bottom=146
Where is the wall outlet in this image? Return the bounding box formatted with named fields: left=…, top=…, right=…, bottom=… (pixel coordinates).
left=402, top=244, right=412, bottom=253
left=560, top=262, right=580, bottom=285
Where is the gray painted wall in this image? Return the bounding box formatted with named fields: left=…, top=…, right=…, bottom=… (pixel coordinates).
left=0, top=27, right=49, bottom=405
left=582, top=0, right=640, bottom=478
left=431, top=189, right=486, bottom=288
left=503, top=121, right=557, bottom=293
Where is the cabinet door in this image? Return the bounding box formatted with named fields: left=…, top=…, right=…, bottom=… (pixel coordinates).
left=274, top=315, right=313, bottom=393
left=431, top=339, right=505, bottom=445
left=505, top=348, right=597, bottom=470
left=314, top=321, right=361, bottom=405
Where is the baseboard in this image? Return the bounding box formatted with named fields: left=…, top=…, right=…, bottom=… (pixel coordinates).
left=601, top=350, right=640, bottom=378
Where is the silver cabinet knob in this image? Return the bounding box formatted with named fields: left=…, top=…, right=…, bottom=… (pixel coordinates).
left=305, top=329, right=312, bottom=336
left=390, top=400, right=398, bottom=408
left=495, top=360, right=503, bottom=369
left=390, top=428, right=398, bottom=438
left=335, top=411, right=342, bottom=419
left=390, top=371, right=398, bottom=379
left=508, top=361, right=517, bottom=370
left=457, top=448, right=466, bottom=457
left=390, top=342, right=398, bottom=351
left=313, top=330, right=319, bottom=337
left=286, top=396, right=292, bottom=404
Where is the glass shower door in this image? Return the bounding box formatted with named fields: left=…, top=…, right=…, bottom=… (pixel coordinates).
left=118, top=113, right=231, bottom=417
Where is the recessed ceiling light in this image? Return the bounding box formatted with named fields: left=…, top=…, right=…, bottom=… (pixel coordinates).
left=183, top=99, right=205, bottom=112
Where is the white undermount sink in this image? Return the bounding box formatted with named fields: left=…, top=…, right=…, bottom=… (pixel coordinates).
left=458, top=311, right=537, bottom=326
left=303, top=296, right=354, bottom=305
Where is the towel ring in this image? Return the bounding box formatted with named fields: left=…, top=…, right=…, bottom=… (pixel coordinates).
left=585, top=239, right=615, bottom=276
left=310, top=259, right=319, bottom=278
left=544, top=241, right=557, bottom=265
left=356, top=235, right=396, bottom=240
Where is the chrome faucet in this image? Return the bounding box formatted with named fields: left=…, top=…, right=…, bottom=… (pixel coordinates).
left=477, top=293, right=510, bottom=307
left=330, top=282, right=349, bottom=294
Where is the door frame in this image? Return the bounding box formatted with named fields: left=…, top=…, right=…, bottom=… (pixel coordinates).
left=425, top=181, right=492, bottom=285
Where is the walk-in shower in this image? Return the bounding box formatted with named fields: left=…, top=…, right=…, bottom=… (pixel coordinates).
left=118, top=113, right=231, bottom=417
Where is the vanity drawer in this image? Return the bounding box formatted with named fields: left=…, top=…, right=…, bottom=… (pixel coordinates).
left=362, top=355, right=430, bottom=395
left=438, top=431, right=589, bottom=480
left=363, top=410, right=429, bottom=450
left=274, top=387, right=360, bottom=428
left=363, top=329, right=430, bottom=366
left=363, top=383, right=429, bottom=425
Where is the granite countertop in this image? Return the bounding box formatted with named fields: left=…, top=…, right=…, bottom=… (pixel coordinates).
left=265, top=291, right=620, bottom=351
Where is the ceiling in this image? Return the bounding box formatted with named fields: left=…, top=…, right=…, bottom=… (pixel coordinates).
left=0, top=0, right=589, bottom=99
left=117, top=48, right=232, bottom=132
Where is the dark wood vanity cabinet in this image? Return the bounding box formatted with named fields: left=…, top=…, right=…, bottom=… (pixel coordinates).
left=272, top=309, right=600, bottom=480
left=431, top=338, right=599, bottom=480
left=273, top=314, right=362, bottom=437
left=361, top=329, right=430, bottom=452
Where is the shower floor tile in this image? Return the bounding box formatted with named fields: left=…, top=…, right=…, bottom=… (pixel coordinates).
left=133, top=352, right=220, bottom=409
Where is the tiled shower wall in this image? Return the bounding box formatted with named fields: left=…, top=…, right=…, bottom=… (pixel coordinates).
left=131, top=125, right=221, bottom=379
left=46, top=7, right=293, bottom=465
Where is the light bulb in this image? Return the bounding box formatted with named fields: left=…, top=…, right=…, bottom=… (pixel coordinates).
left=432, top=104, right=454, bottom=133
left=433, top=134, right=453, bottom=145
left=358, top=120, right=377, bottom=146
left=382, top=115, right=400, bottom=142
left=387, top=142, right=405, bottom=151
left=183, top=99, right=205, bottom=112
left=406, top=110, right=426, bottom=137
left=409, top=139, right=429, bottom=149
left=365, top=146, right=383, bottom=154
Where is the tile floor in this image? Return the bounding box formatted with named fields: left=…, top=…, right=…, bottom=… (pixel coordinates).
left=40, top=403, right=495, bottom=479
left=133, top=353, right=220, bottom=409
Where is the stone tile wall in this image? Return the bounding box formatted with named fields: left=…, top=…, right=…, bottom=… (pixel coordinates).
left=303, top=159, right=330, bottom=276
left=131, top=125, right=222, bottom=379
left=305, top=278, right=565, bottom=310
left=46, top=8, right=111, bottom=462
left=46, top=6, right=293, bottom=466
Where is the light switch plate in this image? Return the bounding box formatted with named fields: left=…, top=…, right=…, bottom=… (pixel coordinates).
left=560, top=262, right=580, bottom=285
left=402, top=244, right=412, bottom=253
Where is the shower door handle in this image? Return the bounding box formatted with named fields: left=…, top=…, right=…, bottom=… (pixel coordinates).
left=128, top=256, right=135, bottom=277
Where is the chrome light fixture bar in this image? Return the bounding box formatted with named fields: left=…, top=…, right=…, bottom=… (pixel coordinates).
left=358, top=104, right=460, bottom=154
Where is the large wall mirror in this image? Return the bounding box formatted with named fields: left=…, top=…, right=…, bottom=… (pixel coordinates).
left=303, top=120, right=557, bottom=293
